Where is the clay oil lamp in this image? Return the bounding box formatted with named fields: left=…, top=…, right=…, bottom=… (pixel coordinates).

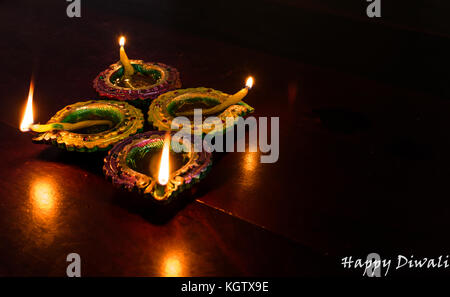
left=148, top=76, right=254, bottom=135
left=93, top=36, right=181, bottom=111
left=103, top=131, right=213, bottom=204
left=20, top=81, right=144, bottom=152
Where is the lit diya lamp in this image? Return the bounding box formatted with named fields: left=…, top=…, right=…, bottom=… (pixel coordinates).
left=148, top=76, right=254, bottom=135
left=93, top=36, right=181, bottom=110
left=20, top=81, right=144, bottom=152
left=103, top=131, right=213, bottom=203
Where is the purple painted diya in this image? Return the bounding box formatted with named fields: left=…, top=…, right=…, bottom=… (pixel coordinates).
left=93, top=59, right=181, bottom=108
left=103, top=131, right=213, bottom=204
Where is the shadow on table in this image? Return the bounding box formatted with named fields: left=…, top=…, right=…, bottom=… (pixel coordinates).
left=109, top=184, right=210, bottom=225
left=35, top=146, right=107, bottom=175
left=312, top=107, right=371, bottom=134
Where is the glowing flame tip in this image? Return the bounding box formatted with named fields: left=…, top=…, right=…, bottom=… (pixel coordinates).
left=119, top=36, right=125, bottom=47
left=158, top=133, right=171, bottom=186
left=246, top=76, right=254, bottom=89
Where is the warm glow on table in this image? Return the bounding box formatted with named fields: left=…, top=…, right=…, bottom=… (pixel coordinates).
left=162, top=253, right=183, bottom=277
left=30, top=178, right=59, bottom=221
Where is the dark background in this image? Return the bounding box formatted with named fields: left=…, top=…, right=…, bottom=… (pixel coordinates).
left=0, top=0, right=449, bottom=277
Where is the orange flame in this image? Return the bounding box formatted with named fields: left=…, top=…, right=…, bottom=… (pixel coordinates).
left=246, top=76, right=254, bottom=89
left=20, top=81, right=34, bottom=132
left=119, top=36, right=125, bottom=47
left=158, top=133, right=171, bottom=185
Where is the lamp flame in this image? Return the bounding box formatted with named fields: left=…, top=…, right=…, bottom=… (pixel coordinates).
left=158, top=133, right=171, bottom=185
left=20, top=81, right=34, bottom=132
left=246, top=76, right=254, bottom=89
left=119, top=36, right=125, bottom=47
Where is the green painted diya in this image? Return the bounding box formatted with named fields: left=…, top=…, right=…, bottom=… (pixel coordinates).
left=32, top=100, right=144, bottom=152
left=93, top=59, right=181, bottom=111
left=148, top=87, right=254, bottom=135
left=103, top=131, right=213, bottom=204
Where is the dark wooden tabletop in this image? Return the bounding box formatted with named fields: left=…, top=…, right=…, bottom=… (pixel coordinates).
left=1, top=0, right=450, bottom=277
